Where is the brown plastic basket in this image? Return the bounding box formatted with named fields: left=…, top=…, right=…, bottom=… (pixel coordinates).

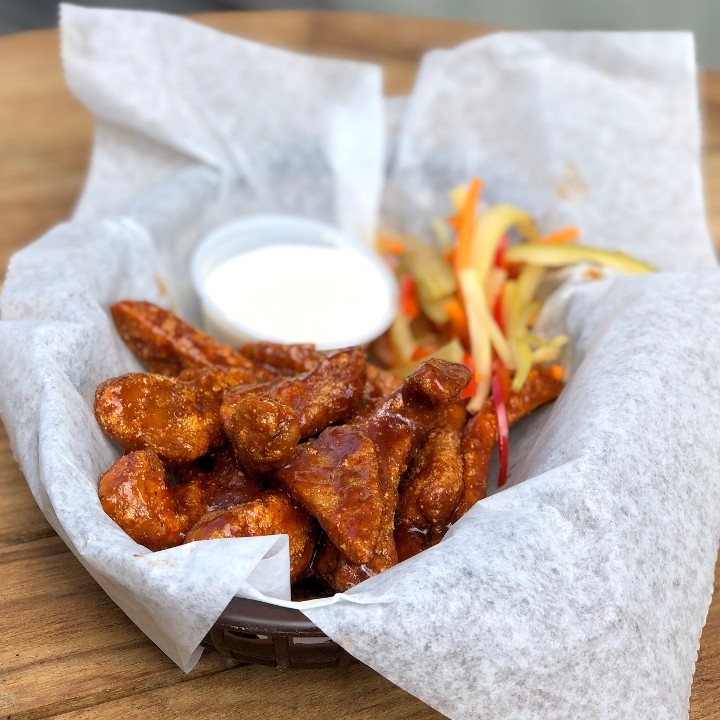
left=202, top=595, right=355, bottom=669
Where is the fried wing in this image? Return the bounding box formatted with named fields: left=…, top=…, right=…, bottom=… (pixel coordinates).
left=111, top=300, right=273, bottom=379
left=275, top=426, right=383, bottom=565
left=184, top=490, right=318, bottom=583
left=365, top=363, right=403, bottom=399
left=99, top=449, right=189, bottom=551
left=239, top=342, right=322, bottom=374
left=223, top=395, right=301, bottom=474
left=240, top=341, right=402, bottom=401
left=281, top=359, right=472, bottom=590
left=395, top=401, right=467, bottom=561
left=94, top=373, right=221, bottom=463
left=454, top=364, right=564, bottom=520
left=222, top=347, right=366, bottom=473
left=173, top=444, right=265, bottom=527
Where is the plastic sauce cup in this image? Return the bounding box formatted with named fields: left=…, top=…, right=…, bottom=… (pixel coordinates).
left=191, top=215, right=398, bottom=350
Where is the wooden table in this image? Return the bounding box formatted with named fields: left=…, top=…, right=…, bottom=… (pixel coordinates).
left=1, top=11, right=718, bottom=720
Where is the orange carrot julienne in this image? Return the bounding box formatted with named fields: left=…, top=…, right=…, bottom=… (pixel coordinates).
left=453, top=177, right=483, bottom=272
left=460, top=352, right=477, bottom=400
left=444, top=297, right=470, bottom=348
left=536, top=226, right=580, bottom=245
left=399, top=275, right=420, bottom=319
left=411, top=343, right=439, bottom=361
left=378, top=236, right=407, bottom=256
left=548, top=364, right=564, bottom=381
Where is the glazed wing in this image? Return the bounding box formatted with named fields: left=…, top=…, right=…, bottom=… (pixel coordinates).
left=99, top=449, right=189, bottom=551
left=454, top=364, right=564, bottom=520
left=275, top=425, right=383, bottom=565
left=111, top=300, right=273, bottom=379
left=239, top=341, right=322, bottom=374
left=279, top=359, right=472, bottom=589
left=94, top=373, right=222, bottom=463
left=184, top=490, right=318, bottom=583
left=222, top=347, right=366, bottom=473
left=173, top=444, right=265, bottom=527
left=395, top=401, right=467, bottom=561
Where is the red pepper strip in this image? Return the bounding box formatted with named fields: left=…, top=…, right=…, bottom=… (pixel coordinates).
left=491, top=365, right=510, bottom=488
left=493, top=233, right=510, bottom=269
left=460, top=352, right=476, bottom=400
left=399, top=274, right=420, bottom=319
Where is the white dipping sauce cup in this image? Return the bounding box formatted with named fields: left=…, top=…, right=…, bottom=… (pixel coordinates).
left=191, top=215, right=398, bottom=350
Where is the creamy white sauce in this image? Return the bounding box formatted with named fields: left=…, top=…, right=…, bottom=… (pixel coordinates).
left=204, top=244, right=394, bottom=347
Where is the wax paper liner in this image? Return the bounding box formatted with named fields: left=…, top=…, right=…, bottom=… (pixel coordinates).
left=0, top=6, right=718, bottom=719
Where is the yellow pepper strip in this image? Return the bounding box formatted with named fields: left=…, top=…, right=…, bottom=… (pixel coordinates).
left=485, top=266, right=508, bottom=315
left=516, top=264, right=545, bottom=306
left=432, top=217, right=452, bottom=253
left=503, top=243, right=656, bottom=274
left=511, top=338, right=534, bottom=392
left=469, top=204, right=538, bottom=283
left=527, top=332, right=569, bottom=350
left=531, top=345, right=564, bottom=364
left=458, top=269, right=492, bottom=411
left=450, top=185, right=468, bottom=213
left=388, top=314, right=417, bottom=365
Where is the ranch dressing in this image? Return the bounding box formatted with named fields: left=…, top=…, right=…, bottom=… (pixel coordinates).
left=204, top=243, right=395, bottom=348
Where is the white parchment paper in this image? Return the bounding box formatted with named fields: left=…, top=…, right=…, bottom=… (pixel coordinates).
left=0, top=6, right=718, bottom=718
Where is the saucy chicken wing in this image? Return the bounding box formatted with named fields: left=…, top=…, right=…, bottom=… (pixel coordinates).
left=94, top=372, right=221, bottom=463
left=184, top=490, right=318, bottom=583
left=240, top=341, right=402, bottom=400
left=275, top=425, right=383, bottom=565
left=395, top=401, right=467, bottom=561
left=454, top=364, right=564, bottom=521
left=239, top=342, right=321, bottom=374
left=111, top=300, right=273, bottom=379
left=278, top=359, right=472, bottom=591
left=221, top=347, right=366, bottom=473
left=99, top=449, right=190, bottom=551
left=173, top=444, right=265, bottom=527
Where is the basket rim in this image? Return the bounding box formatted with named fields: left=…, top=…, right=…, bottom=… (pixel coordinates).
left=215, top=595, right=328, bottom=638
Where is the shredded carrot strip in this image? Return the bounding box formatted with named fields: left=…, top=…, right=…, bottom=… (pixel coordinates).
left=548, top=364, right=564, bottom=381
left=399, top=275, right=420, bottom=319
left=411, top=344, right=438, bottom=361
left=460, top=353, right=477, bottom=400
left=446, top=214, right=461, bottom=234
left=444, top=297, right=470, bottom=349
left=378, top=236, right=407, bottom=256
left=453, top=177, right=483, bottom=272
left=536, top=226, right=580, bottom=245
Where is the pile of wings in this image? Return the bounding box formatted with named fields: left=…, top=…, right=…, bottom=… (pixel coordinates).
left=94, top=301, right=562, bottom=592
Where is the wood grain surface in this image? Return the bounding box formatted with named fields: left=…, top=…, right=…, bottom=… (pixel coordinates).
left=0, top=11, right=718, bottom=720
